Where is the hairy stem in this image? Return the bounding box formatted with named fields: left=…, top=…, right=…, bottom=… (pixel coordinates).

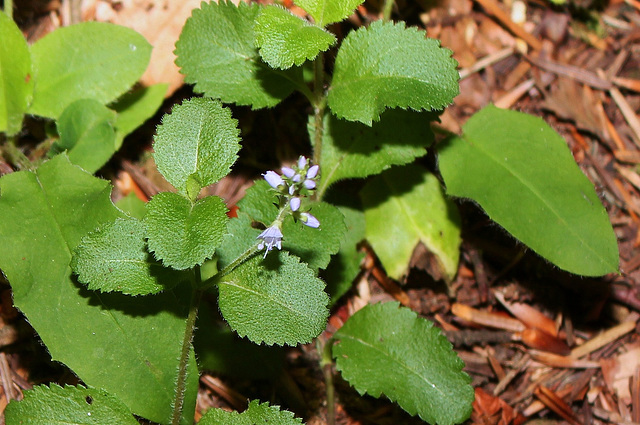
left=3, top=135, right=33, bottom=170
left=171, top=269, right=203, bottom=425
left=312, top=54, right=326, bottom=199
left=4, top=0, right=13, bottom=19
left=320, top=337, right=336, bottom=425
left=382, top=0, right=394, bottom=21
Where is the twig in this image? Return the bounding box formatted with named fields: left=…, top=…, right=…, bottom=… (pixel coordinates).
left=473, top=0, right=542, bottom=50
left=459, top=47, right=515, bottom=80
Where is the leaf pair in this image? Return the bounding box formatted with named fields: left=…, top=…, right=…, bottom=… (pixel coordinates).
left=176, top=1, right=460, bottom=124
left=72, top=98, right=240, bottom=295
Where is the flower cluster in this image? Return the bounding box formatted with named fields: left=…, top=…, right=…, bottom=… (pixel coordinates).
left=257, top=156, right=321, bottom=257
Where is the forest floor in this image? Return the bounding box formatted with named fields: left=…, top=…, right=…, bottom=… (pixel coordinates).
left=3, top=0, right=640, bottom=424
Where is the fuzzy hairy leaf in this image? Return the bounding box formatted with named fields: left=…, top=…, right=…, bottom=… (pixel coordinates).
left=0, top=155, right=197, bottom=424
left=72, top=217, right=185, bottom=295
left=145, top=192, right=228, bottom=270
left=53, top=99, right=117, bottom=173
left=0, top=11, right=33, bottom=135
left=333, top=302, right=473, bottom=425
left=255, top=5, right=335, bottom=69
left=238, top=180, right=346, bottom=269
left=112, top=83, right=167, bottom=149
left=217, top=251, right=329, bottom=346
left=29, top=22, right=151, bottom=119
left=361, top=165, right=461, bottom=281
left=200, top=400, right=303, bottom=425
left=438, top=105, right=619, bottom=276
left=115, top=192, right=147, bottom=220
left=216, top=212, right=262, bottom=271
left=175, top=0, right=304, bottom=109
left=295, top=0, right=364, bottom=26
left=153, top=98, right=240, bottom=199
left=313, top=110, right=436, bottom=197
left=4, top=384, right=139, bottom=425
left=328, top=20, right=458, bottom=125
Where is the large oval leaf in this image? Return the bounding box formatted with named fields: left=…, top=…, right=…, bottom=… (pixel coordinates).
left=217, top=251, right=329, bottom=346
left=0, top=11, right=33, bottom=135
left=0, top=155, right=197, bottom=425
left=333, top=302, right=474, bottom=425
left=328, top=20, right=458, bottom=125
left=438, top=105, right=619, bottom=276
left=29, top=22, right=151, bottom=119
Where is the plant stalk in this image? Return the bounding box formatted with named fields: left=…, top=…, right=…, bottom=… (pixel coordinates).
left=4, top=0, right=13, bottom=19
left=3, top=135, right=33, bottom=170
left=382, top=0, right=394, bottom=21
left=319, top=337, right=336, bottom=425
left=171, top=268, right=203, bottom=425
left=312, top=54, right=326, bottom=196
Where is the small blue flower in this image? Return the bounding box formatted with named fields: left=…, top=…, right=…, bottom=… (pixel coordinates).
left=298, top=156, right=308, bottom=169
left=281, top=167, right=295, bottom=178
left=303, top=179, right=316, bottom=190
left=300, top=212, right=320, bottom=228
left=257, top=225, right=283, bottom=257
left=306, top=165, right=319, bottom=179
left=290, top=197, right=301, bottom=211
left=263, top=171, right=284, bottom=189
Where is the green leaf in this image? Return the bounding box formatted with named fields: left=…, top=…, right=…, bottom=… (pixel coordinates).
left=333, top=302, right=473, bottom=425
left=153, top=97, right=240, bottom=199
left=200, top=400, right=303, bottom=425
left=195, top=304, right=284, bottom=380
left=175, top=0, right=304, bottom=109
left=52, top=99, right=117, bottom=173
left=255, top=5, right=336, bottom=70
left=145, top=192, right=228, bottom=270
left=29, top=22, right=151, bottom=119
left=237, top=180, right=346, bottom=269
left=115, top=192, right=147, bottom=219
left=0, top=11, right=33, bottom=135
left=217, top=251, right=329, bottom=346
left=216, top=212, right=262, bottom=271
left=313, top=110, right=436, bottom=197
left=282, top=200, right=346, bottom=270
left=0, top=155, right=197, bottom=425
left=438, top=105, right=619, bottom=276
left=295, top=0, right=364, bottom=26
left=5, top=384, right=139, bottom=425
left=360, top=165, right=461, bottom=281
left=112, top=83, right=168, bottom=149
left=72, top=217, right=186, bottom=295
left=327, top=20, right=459, bottom=125
left=322, top=201, right=365, bottom=305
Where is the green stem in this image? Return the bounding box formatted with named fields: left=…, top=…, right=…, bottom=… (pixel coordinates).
left=171, top=268, right=203, bottom=425
left=320, top=337, right=336, bottom=425
left=4, top=0, right=13, bottom=20
left=3, top=135, right=33, bottom=170
left=312, top=54, right=326, bottom=201
left=201, top=200, right=294, bottom=290
left=382, top=0, right=394, bottom=21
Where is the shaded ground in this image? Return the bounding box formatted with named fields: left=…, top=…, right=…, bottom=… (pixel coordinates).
left=2, top=0, right=640, bottom=424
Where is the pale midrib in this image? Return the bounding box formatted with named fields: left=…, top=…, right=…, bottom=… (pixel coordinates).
left=341, top=333, right=445, bottom=398
left=467, top=134, right=607, bottom=265
left=222, top=280, right=312, bottom=320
